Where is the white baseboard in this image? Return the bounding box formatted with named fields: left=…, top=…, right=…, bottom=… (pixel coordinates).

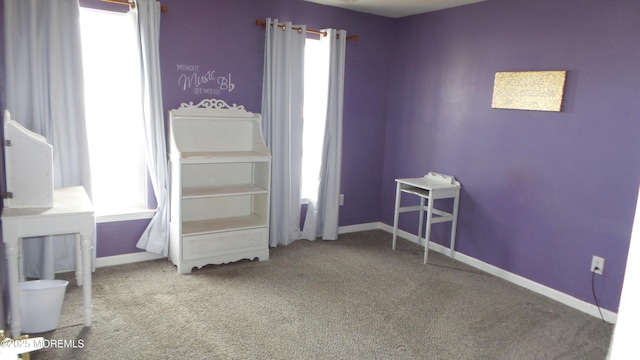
left=372, top=221, right=617, bottom=324
left=95, top=251, right=166, bottom=268
left=339, top=222, right=381, bottom=234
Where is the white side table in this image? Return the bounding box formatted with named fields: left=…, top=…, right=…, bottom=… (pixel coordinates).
left=1, top=186, right=94, bottom=337
left=392, top=172, right=461, bottom=264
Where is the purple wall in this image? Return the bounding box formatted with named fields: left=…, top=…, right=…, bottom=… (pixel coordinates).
left=96, top=220, right=151, bottom=258
left=381, top=0, right=640, bottom=312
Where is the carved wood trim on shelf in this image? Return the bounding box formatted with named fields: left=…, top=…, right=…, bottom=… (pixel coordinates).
left=179, top=98, right=245, bottom=111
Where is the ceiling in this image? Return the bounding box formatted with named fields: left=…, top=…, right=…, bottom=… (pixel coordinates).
left=304, top=0, right=485, bottom=18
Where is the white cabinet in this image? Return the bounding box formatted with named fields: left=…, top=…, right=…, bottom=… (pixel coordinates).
left=168, top=99, right=270, bottom=274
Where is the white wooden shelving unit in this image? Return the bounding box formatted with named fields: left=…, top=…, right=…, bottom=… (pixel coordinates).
left=168, top=99, right=270, bottom=274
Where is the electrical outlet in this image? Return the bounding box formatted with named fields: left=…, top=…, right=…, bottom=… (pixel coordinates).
left=591, top=255, right=605, bottom=275
left=339, top=194, right=344, bottom=206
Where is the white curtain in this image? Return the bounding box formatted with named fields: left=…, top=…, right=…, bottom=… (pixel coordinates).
left=133, top=0, right=170, bottom=256
left=261, top=18, right=306, bottom=247
left=301, top=29, right=346, bottom=241
left=3, top=0, right=92, bottom=276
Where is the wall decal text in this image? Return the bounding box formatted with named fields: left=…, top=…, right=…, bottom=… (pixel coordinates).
left=176, top=64, right=235, bottom=95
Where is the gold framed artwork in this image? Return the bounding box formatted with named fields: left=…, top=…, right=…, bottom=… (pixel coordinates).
left=491, top=71, right=567, bottom=112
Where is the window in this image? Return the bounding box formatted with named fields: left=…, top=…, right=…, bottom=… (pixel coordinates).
left=79, top=8, right=148, bottom=215
left=301, top=38, right=330, bottom=201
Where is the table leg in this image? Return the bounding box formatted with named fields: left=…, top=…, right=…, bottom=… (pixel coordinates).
left=18, top=240, right=24, bottom=282
left=75, top=235, right=83, bottom=286
left=80, top=232, right=93, bottom=327
left=423, top=198, right=434, bottom=265
left=4, top=235, right=22, bottom=338
left=449, top=189, right=461, bottom=258
left=42, top=236, right=55, bottom=280
left=417, top=197, right=425, bottom=241
left=392, top=182, right=402, bottom=250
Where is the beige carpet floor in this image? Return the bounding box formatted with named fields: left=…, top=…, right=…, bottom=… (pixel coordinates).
left=28, top=230, right=612, bottom=359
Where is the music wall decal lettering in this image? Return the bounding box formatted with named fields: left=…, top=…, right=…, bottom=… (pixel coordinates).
left=177, top=64, right=235, bottom=95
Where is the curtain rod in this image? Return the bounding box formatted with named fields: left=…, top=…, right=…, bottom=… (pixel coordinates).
left=256, top=20, right=358, bottom=41
left=100, top=0, right=168, bottom=13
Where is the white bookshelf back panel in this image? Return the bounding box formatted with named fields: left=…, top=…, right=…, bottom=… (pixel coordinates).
left=172, top=119, right=254, bottom=153
left=182, top=163, right=252, bottom=188
left=182, top=196, right=252, bottom=221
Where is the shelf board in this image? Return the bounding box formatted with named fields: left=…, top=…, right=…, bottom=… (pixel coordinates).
left=401, top=186, right=431, bottom=198
left=182, top=184, right=267, bottom=199
left=182, top=214, right=267, bottom=236
left=176, top=151, right=270, bottom=164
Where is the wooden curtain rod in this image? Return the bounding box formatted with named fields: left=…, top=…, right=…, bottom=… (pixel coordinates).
left=256, top=20, right=358, bottom=41
left=100, top=0, right=168, bottom=13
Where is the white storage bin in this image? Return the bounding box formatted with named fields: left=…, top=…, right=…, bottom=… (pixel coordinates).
left=19, top=280, right=68, bottom=333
